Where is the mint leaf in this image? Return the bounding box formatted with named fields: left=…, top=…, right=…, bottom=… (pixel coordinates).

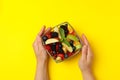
left=59, top=28, right=65, bottom=39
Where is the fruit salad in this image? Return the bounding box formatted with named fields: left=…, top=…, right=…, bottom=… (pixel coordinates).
left=42, top=22, right=82, bottom=63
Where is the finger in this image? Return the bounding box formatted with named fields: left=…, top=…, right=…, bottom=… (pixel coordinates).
left=81, top=45, right=88, bottom=61
left=82, top=34, right=89, bottom=46
left=33, top=37, right=38, bottom=52
left=87, top=46, right=93, bottom=62
left=44, top=27, right=51, bottom=35
left=38, top=26, right=46, bottom=36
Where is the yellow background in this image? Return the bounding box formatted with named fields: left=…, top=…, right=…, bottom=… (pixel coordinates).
left=0, top=0, right=120, bottom=80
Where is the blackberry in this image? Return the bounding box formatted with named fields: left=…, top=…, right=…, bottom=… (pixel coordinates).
left=69, top=40, right=74, bottom=46
left=60, top=24, right=68, bottom=30
left=42, top=36, right=48, bottom=41
left=65, top=30, right=69, bottom=37
left=60, top=24, right=69, bottom=37
left=58, top=43, right=62, bottom=48
left=72, top=46, right=76, bottom=52
left=51, top=45, right=56, bottom=51
left=64, top=54, right=68, bottom=58
left=58, top=48, right=64, bottom=53
left=52, top=43, right=56, bottom=46
left=51, top=32, right=58, bottom=38
left=52, top=50, right=57, bottom=54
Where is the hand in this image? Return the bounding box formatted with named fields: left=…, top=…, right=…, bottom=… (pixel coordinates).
left=79, top=34, right=95, bottom=80
left=79, top=34, right=93, bottom=72
left=33, top=26, right=51, bottom=62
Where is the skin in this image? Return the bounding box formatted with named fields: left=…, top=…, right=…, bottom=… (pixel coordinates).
left=79, top=34, right=95, bottom=80
left=33, top=26, right=95, bottom=80
left=33, top=26, right=51, bottom=80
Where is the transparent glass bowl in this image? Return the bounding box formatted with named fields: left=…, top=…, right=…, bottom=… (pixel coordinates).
left=42, top=22, right=82, bottom=63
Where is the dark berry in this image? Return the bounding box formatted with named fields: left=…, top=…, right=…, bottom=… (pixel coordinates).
left=58, top=48, right=64, bottom=53
left=65, top=30, right=69, bottom=37
left=58, top=43, right=62, bottom=48
left=64, top=54, right=68, bottom=58
left=72, top=46, right=76, bottom=52
left=42, top=36, right=48, bottom=41
left=60, top=24, right=69, bottom=37
left=52, top=43, right=56, bottom=46
left=51, top=45, right=56, bottom=51
left=69, top=40, right=74, bottom=46
left=52, top=50, right=57, bottom=54
left=51, top=32, right=58, bottom=38
left=65, top=30, right=69, bottom=34
left=60, top=24, right=68, bottom=30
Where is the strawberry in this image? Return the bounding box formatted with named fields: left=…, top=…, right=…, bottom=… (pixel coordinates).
left=44, top=45, right=51, bottom=51
left=56, top=44, right=59, bottom=50
left=46, top=32, right=51, bottom=38
left=67, top=52, right=73, bottom=57
left=57, top=53, right=64, bottom=60
left=53, top=54, right=57, bottom=59
left=69, top=31, right=75, bottom=35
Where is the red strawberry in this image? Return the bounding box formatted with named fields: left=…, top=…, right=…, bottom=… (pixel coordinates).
left=56, top=44, right=59, bottom=50
left=57, top=53, right=64, bottom=60
left=46, top=32, right=51, bottom=38
left=67, top=52, right=73, bottom=57
left=53, top=54, right=57, bottom=59
left=70, top=31, right=75, bottom=35
left=44, top=45, right=51, bottom=51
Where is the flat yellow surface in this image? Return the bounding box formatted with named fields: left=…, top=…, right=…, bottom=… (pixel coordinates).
left=0, top=0, right=120, bottom=80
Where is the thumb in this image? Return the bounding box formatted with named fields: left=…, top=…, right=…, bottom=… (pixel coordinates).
left=81, top=45, right=88, bottom=61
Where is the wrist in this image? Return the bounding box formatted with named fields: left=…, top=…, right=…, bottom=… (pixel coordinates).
left=37, top=57, right=48, bottom=63
left=81, top=68, right=92, bottom=75
left=36, top=55, right=48, bottom=62
left=36, top=59, right=48, bottom=69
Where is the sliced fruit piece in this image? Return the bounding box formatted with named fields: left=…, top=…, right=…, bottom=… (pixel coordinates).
left=56, top=56, right=62, bottom=62
left=63, top=39, right=71, bottom=47
left=62, top=47, right=67, bottom=53
left=67, top=34, right=79, bottom=41
left=62, top=43, right=73, bottom=52
left=53, top=26, right=59, bottom=32
left=74, top=41, right=81, bottom=45
left=68, top=25, right=74, bottom=34
left=57, top=54, right=64, bottom=60
left=75, top=44, right=82, bottom=50
left=45, top=38, right=59, bottom=44
left=54, top=26, right=61, bottom=39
